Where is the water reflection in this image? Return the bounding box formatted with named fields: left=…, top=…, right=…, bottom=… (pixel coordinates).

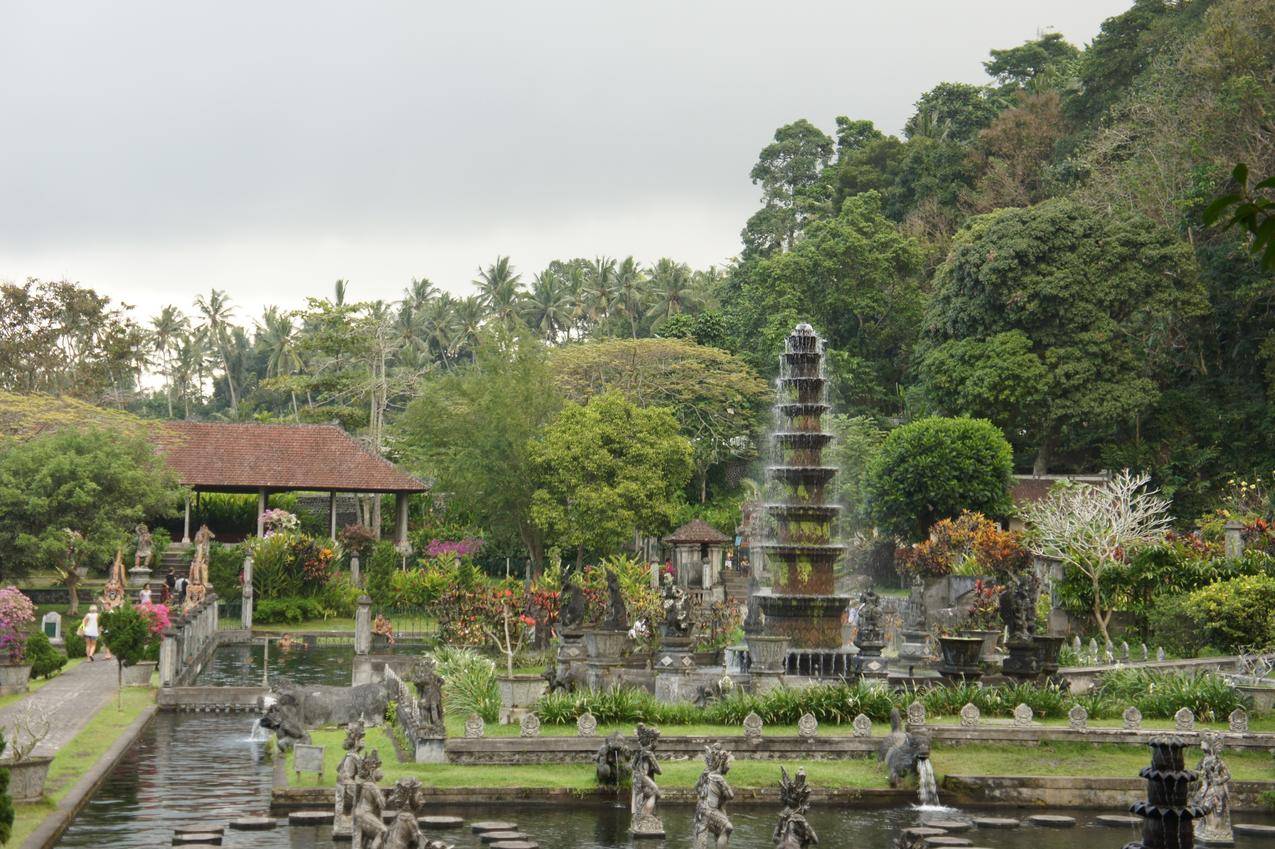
left=195, top=642, right=357, bottom=688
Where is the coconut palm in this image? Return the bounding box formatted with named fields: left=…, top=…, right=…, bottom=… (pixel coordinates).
left=614, top=256, right=648, bottom=338
left=522, top=271, right=572, bottom=342
left=474, top=257, right=524, bottom=326
left=450, top=296, right=485, bottom=361
left=194, top=288, right=240, bottom=413
left=646, top=258, right=699, bottom=323
left=257, top=307, right=302, bottom=417
left=584, top=256, right=618, bottom=325
left=149, top=305, right=188, bottom=417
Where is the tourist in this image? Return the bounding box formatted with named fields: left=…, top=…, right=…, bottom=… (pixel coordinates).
left=159, top=583, right=172, bottom=605
left=80, top=604, right=101, bottom=661
left=139, top=586, right=152, bottom=605
left=165, top=569, right=176, bottom=595
left=176, top=575, right=188, bottom=605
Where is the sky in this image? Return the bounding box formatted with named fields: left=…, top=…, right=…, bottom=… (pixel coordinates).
left=1, top=1, right=1133, bottom=320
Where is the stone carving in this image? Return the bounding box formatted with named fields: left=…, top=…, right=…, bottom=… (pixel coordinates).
left=194, top=523, right=215, bottom=563
left=1104, top=641, right=1115, bottom=665
left=692, top=743, right=735, bottom=849
left=603, top=567, right=629, bottom=631
left=1068, top=704, right=1088, bottom=730
left=558, top=566, right=587, bottom=632
left=520, top=712, right=541, bottom=737
left=999, top=571, right=1039, bottom=643
left=463, top=713, right=484, bottom=738
left=855, top=589, right=885, bottom=647
left=351, top=748, right=386, bottom=849
left=880, top=708, right=931, bottom=787
left=1174, top=707, right=1195, bottom=732
left=660, top=571, right=691, bottom=637
left=630, top=723, right=664, bottom=837
left=1120, top=641, right=1130, bottom=661
left=742, top=711, right=763, bottom=743
left=334, top=720, right=365, bottom=836
left=796, top=713, right=817, bottom=739
left=1157, top=646, right=1166, bottom=662
left=905, top=700, right=926, bottom=729
left=1228, top=707, right=1248, bottom=734
left=383, top=777, right=441, bottom=849
left=959, top=703, right=980, bottom=728
left=100, top=549, right=127, bottom=611
left=595, top=732, right=630, bottom=786
left=259, top=691, right=312, bottom=750
left=851, top=713, right=872, bottom=738
left=542, top=662, right=580, bottom=695
left=692, top=675, right=735, bottom=709
left=1072, top=635, right=1082, bottom=656
left=1123, top=706, right=1143, bottom=730
left=774, top=766, right=818, bottom=849
left=1127, top=736, right=1202, bottom=849
left=408, top=656, right=445, bottom=737
left=1192, top=731, right=1233, bottom=845
left=577, top=712, right=598, bottom=737
left=1141, top=643, right=1149, bottom=662
left=1012, top=703, right=1034, bottom=726
left=260, top=679, right=392, bottom=745
left=134, top=524, right=154, bottom=570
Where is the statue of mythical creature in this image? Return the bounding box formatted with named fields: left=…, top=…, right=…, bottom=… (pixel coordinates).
left=352, top=749, right=387, bottom=849
left=1192, top=731, right=1234, bottom=844
left=542, top=663, right=580, bottom=695
left=630, top=723, right=663, bottom=835
left=408, top=657, right=445, bottom=737
left=660, top=571, right=691, bottom=637
left=775, top=766, right=819, bottom=849
left=101, top=549, right=127, bottom=611
left=334, top=720, right=366, bottom=834
left=134, top=524, right=154, bottom=570
left=879, top=708, right=932, bottom=787
left=692, top=743, right=735, bottom=849
left=857, top=589, right=883, bottom=643
left=557, top=567, right=587, bottom=633
left=998, top=570, right=1038, bottom=643
left=193, top=523, right=215, bottom=565
left=260, top=679, right=392, bottom=733
left=259, top=696, right=311, bottom=751
left=603, top=567, right=629, bottom=631
left=595, top=732, right=631, bottom=786
left=692, top=674, right=735, bottom=709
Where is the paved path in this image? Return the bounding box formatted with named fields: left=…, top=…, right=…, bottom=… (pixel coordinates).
left=0, top=658, right=119, bottom=756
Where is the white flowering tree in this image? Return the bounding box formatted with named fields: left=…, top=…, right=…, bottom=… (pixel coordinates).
left=1021, top=469, right=1172, bottom=643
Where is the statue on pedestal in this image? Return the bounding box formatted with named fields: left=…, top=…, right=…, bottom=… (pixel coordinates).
left=101, top=549, right=127, bottom=612
left=692, top=742, right=735, bottom=849
left=558, top=567, right=587, bottom=633
left=856, top=589, right=883, bottom=642
left=1192, top=731, right=1233, bottom=845
left=351, top=749, right=386, bottom=849
left=595, top=732, right=630, bottom=786
left=334, top=720, right=365, bottom=836
left=629, top=723, right=664, bottom=836
left=999, top=571, right=1039, bottom=643
left=660, top=572, right=691, bottom=637
left=409, top=656, right=445, bottom=737
left=603, top=567, right=629, bottom=631
left=775, top=766, right=818, bottom=849
left=134, top=524, right=154, bottom=571
left=194, top=523, right=215, bottom=564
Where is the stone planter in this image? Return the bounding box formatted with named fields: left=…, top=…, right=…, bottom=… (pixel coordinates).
left=0, top=663, right=31, bottom=696
left=1001, top=638, right=1040, bottom=681
left=583, top=629, right=630, bottom=661
left=936, top=635, right=983, bottom=683
left=1035, top=635, right=1066, bottom=678
left=963, top=628, right=1001, bottom=660
left=496, top=674, right=546, bottom=725
left=4, top=756, right=52, bottom=802
left=745, top=634, right=790, bottom=672
left=1235, top=681, right=1275, bottom=713
left=691, top=649, right=721, bottom=667
left=120, top=660, right=157, bottom=686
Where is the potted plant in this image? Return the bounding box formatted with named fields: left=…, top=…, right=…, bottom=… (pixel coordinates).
left=935, top=625, right=984, bottom=684
left=961, top=579, right=1004, bottom=660
left=100, top=604, right=152, bottom=701
left=1, top=704, right=52, bottom=802
left=483, top=587, right=544, bottom=723
left=0, top=588, right=35, bottom=696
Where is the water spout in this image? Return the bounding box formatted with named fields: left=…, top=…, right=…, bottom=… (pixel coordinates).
left=916, top=758, right=940, bottom=807
left=246, top=718, right=269, bottom=743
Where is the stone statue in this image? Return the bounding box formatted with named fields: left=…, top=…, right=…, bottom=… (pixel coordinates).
left=692, top=674, right=734, bottom=709
left=260, top=679, right=392, bottom=738
left=603, top=567, right=629, bottom=631
left=101, top=549, right=127, bottom=611
left=906, top=574, right=927, bottom=630
left=193, top=523, right=215, bottom=564
left=558, top=567, right=587, bottom=633
left=856, top=589, right=883, bottom=643
left=998, top=571, right=1038, bottom=643
left=880, top=708, right=931, bottom=788
left=134, top=524, right=154, bottom=570
left=334, top=720, right=365, bottom=836
left=408, top=657, right=445, bottom=737
left=595, top=732, right=630, bottom=786
left=259, top=697, right=311, bottom=751
left=1192, top=731, right=1233, bottom=844
left=630, top=723, right=664, bottom=836
left=692, top=742, right=735, bottom=849
left=660, top=571, right=691, bottom=637
left=351, top=749, right=386, bottom=849
left=775, top=766, right=818, bottom=849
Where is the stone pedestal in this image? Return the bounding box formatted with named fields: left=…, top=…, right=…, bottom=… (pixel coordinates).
left=353, top=595, right=372, bottom=656
left=128, top=566, right=152, bottom=589
left=497, top=675, right=546, bottom=725
left=556, top=631, right=587, bottom=682
left=749, top=669, right=785, bottom=694
left=584, top=629, right=630, bottom=660
left=414, top=737, right=445, bottom=764
left=858, top=654, right=890, bottom=680
left=241, top=555, right=254, bottom=631
left=586, top=660, right=624, bottom=691
left=631, top=813, right=665, bottom=839
left=936, top=635, right=983, bottom=684
left=0, top=664, right=31, bottom=697
left=891, top=628, right=932, bottom=678
left=1002, top=638, right=1040, bottom=681
left=745, top=634, right=790, bottom=672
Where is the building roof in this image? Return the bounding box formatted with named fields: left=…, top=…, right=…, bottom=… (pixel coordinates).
left=663, top=519, right=731, bottom=545
left=1011, top=473, right=1109, bottom=506
left=154, top=421, right=428, bottom=493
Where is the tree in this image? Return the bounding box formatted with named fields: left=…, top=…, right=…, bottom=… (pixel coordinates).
left=530, top=392, right=692, bottom=566
left=984, top=31, right=1080, bottom=90
left=923, top=198, right=1208, bottom=473
left=474, top=256, right=525, bottom=327
left=965, top=91, right=1066, bottom=212
left=194, top=288, right=240, bottom=414
left=1022, top=470, right=1171, bottom=642
left=1205, top=163, right=1275, bottom=270
left=550, top=339, right=769, bottom=503
left=99, top=603, right=149, bottom=707
left=0, top=428, right=182, bottom=579
left=148, top=305, right=188, bottom=418
left=865, top=416, right=1014, bottom=542
left=742, top=119, right=834, bottom=254
left=400, top=330, right=562, bottom=571
left=904, top=82, right=1006, bottom=145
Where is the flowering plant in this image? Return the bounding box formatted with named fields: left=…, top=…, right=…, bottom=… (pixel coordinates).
left=338, top=524, right=377, bottom=560
left=424, top=537, right=484, bottom=558
left=136, top=602, right=172, bottom=637
left=0, top=587, right=36, bottom=663
left=971, top=524, right=1032, bottom=577
left=261, top=509, right=299, bottom=536
left=965, top=579, right=1005, bottom=630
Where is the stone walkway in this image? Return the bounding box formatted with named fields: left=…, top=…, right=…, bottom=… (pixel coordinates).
left=0, top=657, right=119, bottom=756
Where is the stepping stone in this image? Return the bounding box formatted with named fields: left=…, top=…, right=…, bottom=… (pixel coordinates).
left=288, top=810, right=335, bottom=826
left=229, top=817, right=276, bottom=831
left=489, top=843, right=538, bottom=849
left=420, top=815, right=465, bottom=829
left=922, top=838, right=972, bottom=847
left=1027, top=815, right=1076, bottom=828
left=173, top=835, right=221, bottom=846
left=925, top=819, right=972, bottom=832
left=1095, top=814, right=1141, bottom=827
left=1234, top=823, right=1275, bottom=837
left=472, top=821, right=518, bottom=833
left=174, top=826, right=224, bottom=835
left=481, top=832, right=529, bottom=843
left=973, top=817, right=1019, bottom=829
left=905, top=827, right=949, bottom=838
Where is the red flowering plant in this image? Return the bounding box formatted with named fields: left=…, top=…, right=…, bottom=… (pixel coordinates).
left=965, top=579, right=1005, bottom=630
left=971, top=524, right=1032, bottom=578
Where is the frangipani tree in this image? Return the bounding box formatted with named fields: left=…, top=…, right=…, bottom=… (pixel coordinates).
left=1021, top=469, right=1171, bottom=643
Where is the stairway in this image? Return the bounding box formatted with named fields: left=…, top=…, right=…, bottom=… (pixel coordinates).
left=150, top=543, right=193, bottom=592
left=723, top=574, right=751, bottom=604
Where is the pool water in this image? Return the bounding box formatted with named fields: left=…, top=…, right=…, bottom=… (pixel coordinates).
left=195, top=642, right=357, bottom=688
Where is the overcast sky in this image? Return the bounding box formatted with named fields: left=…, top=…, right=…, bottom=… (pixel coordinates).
left=1, top=1, right=1131, bottom=319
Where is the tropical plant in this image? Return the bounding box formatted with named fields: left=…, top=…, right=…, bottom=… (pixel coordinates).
left=433, top=646, right=500, bottom=722
left=0, top=587, right=34, bottom=664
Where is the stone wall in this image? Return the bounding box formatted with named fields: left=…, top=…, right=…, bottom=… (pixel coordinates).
left=944, top=774, right=1275, bottom=813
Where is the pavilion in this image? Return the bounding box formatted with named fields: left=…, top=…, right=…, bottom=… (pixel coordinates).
left=153, top=421, right=428, bottom=545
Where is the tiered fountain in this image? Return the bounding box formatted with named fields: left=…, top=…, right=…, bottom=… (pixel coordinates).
left=750, top=324, right=851, bottom=680
left=1124, top=736, right=1204, bottom=849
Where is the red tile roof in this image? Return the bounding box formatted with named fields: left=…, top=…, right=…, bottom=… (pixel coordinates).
left=663, top=519, right=731, bottom=545
left=154, top=421, right=427, bottom=493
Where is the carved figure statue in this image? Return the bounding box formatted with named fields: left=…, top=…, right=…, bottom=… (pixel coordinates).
left=906, top=574, right=927, bottom=630
left=352, top=749, right=387, bottom=849
left=660, top=571, right=691, bottom=637
left=542, top=663, right=580, bottom=695
left=856, top=589, right=883, bottom=643
left=408, top=657, right=445, bottom=737
left=259, top=698, right=311, bottom=750
left=558, top=567, right=587, bottom=633
left=595, top=732, right=631, bottom=786
left=692, top=674, right=735, bottom=709
left=134, top=524, right=154, bottom=570
left=603, top=567, right=629, bottom=631
left=1192, top=731, right=1233, bottom=844
left=692, top=743, right=735, bottom=849
left=879, top=708, right=932, bottom=787
left=100, top=548, right=127, bottom=611
left=334, top=720, right=366, bottom=835
left=193, top=523, right=215, bottom=564
left=998, top=570, right=1039, bottom=643
left=630, top=723, right=664, bottom=835
left=260, top=679, right=391, bottom=740
left=775, top=766, right=819, bottom=849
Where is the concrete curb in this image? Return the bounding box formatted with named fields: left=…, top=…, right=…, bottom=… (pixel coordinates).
left=21, top=701, right=158, bottom=849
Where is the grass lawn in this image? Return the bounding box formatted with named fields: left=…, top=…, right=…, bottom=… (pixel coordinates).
left=9, top=686, right=155, bottom=847
left=0, top=659, right=84, bottom=711
left=931, top=741, right=1275, bottom=781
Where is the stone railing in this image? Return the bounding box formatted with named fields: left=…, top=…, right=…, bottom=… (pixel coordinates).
left=158, top=594, right=220, bottom=688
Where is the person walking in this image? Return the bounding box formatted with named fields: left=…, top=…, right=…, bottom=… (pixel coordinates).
left=80, top=604, right=101, bottom=661
left=139, top=586, right=152, bottom=605
left=176, top=575, right=188, bottom=606
left=165, top=569, right=176, bottom=595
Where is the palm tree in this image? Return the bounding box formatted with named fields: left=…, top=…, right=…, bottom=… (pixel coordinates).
left=194, top=289, right=240, bottom=414
left=334, top=279, right=349, bottom=306
left=584, top=256, right=618, bottom=326
left=172, top=330, right=211, bottom=418
left=257, top=307, right=302, bottom=417
left=474, top=257, right=525, bottom=326
left=646, top=258, right=698, bottom=323
left=522, top=271, right=572, bottom=342
left=450, top=296, right=485, bottom=361
left=149, top=305, right=188, bottom=417
left=615, top=256, right=648, bottom=338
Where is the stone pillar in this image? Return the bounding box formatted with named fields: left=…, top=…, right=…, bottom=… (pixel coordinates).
left=241, top=555, right=254, bottom=631
left=159, top=628, right=177, bottom=687
left=354, top=595, right=372, bottom=656
left=182, top=495, right=192, bottom=544
left=350, top=554, right=361, bottom=588
left=256, top=488, right=268, bottom=537
left=1224, top=520, right=1245, bottom=559
left=329, top=491, right=338, bottom=540
left=394, top=493, right=409, bottom=548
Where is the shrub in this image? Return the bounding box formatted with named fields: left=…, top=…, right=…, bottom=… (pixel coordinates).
left=208, top=542, right=246, bottom=602
left=338, top=524, right=378, bottom=561
left=0, top=587, right=35, bottom=662
left=433, top=646, right=501, bottom=722
left=253, top=597, right=329, bottom=625
left=316, top=576, right=361, bottom=619
left=63, top=623, right=86, bottom=659
left=1183, top=574, right=1275, bottom=653
left=100, top=605, right=150, bottom=670
left=1096, top=669, right=1249, bottom=721
left=25, top=632, right=66, bottom=679
left=363, top=541, right=403, bottom=603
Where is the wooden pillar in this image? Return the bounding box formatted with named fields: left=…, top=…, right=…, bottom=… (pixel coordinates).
left=182, top=495, right=192, bottom=544
left=394, top=492, right=409, bottom=548
left=256, top=488, right=268, bottom=537
left=329, top=491, right=338, bottom=540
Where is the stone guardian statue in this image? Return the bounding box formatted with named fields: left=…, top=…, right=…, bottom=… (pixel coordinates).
left=629, top=723, right=664, bottom=837
left=692, top=742, right=735, bottom=849
left=775, top=766, right=818, bottom=849
left=1192, top=731, right=1233, bottom=845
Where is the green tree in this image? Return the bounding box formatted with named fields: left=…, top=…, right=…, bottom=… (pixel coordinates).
left=530, top=392, right=692, bottom=565
left=100, top=603, right=150, bottom=705
left=400, top=330, right=562, bottom=571
left=984, top=31, right=1080, bottom=90
left=904, top=82, right=1006, bottom=144
left=194, top=288, right=241, bottom=415
left=742, top=119, right=834, bottom=254
left=922, top=198, right=1207, bottom=473
left=0, top=428, right=182, bottom=579
left=865, top=416, right=1014, bottom=542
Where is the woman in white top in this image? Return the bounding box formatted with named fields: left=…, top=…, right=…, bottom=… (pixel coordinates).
left=138, top=587, right=152, bottom=605
left=81, top=604, right=100, bottom=661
